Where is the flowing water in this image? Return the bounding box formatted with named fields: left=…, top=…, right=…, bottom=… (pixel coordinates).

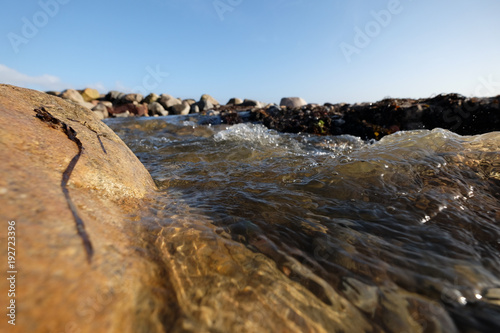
left=105, top=116, right=500, bottom=333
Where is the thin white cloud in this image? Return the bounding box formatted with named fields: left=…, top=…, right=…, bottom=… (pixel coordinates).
left=87, top=82, right=107, bottom=93
left=114, top=81, right=135, bottom=94
left=0, top=64, right=68, bottom=91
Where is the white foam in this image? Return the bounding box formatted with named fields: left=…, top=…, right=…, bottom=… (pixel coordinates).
left=214, top=124, right=281, bottom=146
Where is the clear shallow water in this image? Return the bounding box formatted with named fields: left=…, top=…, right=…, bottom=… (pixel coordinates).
left=106, top=117, right=500, bottom=332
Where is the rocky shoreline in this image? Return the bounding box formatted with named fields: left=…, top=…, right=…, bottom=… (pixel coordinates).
left=48, top=88, right=500, bottom=140
left=2, top=84, right=500, bottom=332
left=1, top=84, right=378, bottom=332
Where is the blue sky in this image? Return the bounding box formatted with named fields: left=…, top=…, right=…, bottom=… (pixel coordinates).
left=1, top=0, right=499, bottom=104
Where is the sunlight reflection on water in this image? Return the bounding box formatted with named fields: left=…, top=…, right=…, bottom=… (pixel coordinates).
left=106, top=117, right=500, bottom=332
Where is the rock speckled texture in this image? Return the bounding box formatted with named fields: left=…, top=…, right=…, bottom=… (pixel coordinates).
left=0, top=84, right=168, bottom=333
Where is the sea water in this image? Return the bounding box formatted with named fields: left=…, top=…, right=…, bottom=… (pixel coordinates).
left=105, top=116, right=500, bottom=332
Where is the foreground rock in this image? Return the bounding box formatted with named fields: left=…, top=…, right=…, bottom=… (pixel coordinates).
left=0, top=84, right=163, bottom=332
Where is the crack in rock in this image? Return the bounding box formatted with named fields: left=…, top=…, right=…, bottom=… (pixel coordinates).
left=34, top=107, right=94, bottom=263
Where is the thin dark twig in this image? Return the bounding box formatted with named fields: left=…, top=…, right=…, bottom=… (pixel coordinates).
left=34, top=107, right=94, bottom=263
left=96, top=134, right=107, bottom=154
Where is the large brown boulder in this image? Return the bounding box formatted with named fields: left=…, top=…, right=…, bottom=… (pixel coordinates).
left=0, top=84, right=166, bottom=333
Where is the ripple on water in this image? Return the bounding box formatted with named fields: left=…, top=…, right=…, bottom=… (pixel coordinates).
left=106, top=117, right=500, bottom=332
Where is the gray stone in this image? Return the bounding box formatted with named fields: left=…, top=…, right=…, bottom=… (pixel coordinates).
left=170, top=102, right=190, bottom=115
left=280, top=97, right=307, bottom=109
left=242, top=99, right=265, bottom=108
left=100, top=101, right=113, bottom=108
left=148, top=102, right=168, bottom=116
left=183, top=99, right=196, bottom=106
left=197, top=99, right=214, bottom=111
left=60, top=89, right=85, bottom=104
left=227, top=98, right=243, bottom=106
left=200, top=94, right=219, bottom=106
left=266, top=105, right=281, bottom=114
left=159, top=94, right=181, bottom=109
left=106, top=90, right=125, bottom=102
left=114, top=110, right=131, bottom=118
left=92, top=103, right=109, bottom=118
left=143, top=93, right=159, bottom=104
left=190, top=104, right=200, bottom=114
left=121, top=93, right=143, bottom=103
